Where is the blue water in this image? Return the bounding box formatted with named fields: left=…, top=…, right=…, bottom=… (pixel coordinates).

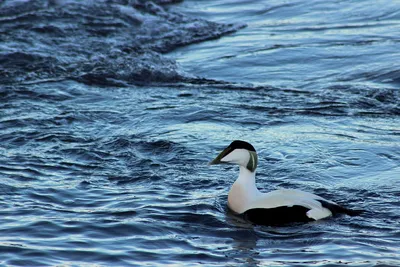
left=1, top=0, right=399, bottom=266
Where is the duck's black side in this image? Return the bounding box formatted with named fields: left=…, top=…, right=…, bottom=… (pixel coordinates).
left=242, top=206, right=314, bottom=226
left=239, top=201, right=363, bottom=226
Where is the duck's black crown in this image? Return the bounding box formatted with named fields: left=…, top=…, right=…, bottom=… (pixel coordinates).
left=229, top=140, right=256, bottom=152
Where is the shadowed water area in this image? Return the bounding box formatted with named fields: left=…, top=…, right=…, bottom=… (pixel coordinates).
left=0, top=0, right=399, bottom=266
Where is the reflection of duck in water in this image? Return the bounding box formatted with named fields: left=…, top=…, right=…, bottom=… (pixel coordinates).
left=210, top=140, right=361, bottom=226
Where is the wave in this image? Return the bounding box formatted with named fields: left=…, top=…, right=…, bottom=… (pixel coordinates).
left=0, top=0, right=244, bottom=86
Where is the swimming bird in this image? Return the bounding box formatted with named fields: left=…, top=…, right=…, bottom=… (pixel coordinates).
left=209, top=140, right=361, bottom=225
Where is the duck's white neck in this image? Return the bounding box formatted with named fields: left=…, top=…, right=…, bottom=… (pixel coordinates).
left=227, top=166, right=260, bottom=214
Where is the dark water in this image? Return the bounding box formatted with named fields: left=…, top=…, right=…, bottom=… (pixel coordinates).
left=1, top=0, right=399, bottom=266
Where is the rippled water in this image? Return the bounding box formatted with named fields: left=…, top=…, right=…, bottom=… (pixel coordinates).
left=1, top=0, right=400, bottom=266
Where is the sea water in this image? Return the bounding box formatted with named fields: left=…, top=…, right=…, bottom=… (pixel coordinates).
left=0, top=0, right=399, bottom=266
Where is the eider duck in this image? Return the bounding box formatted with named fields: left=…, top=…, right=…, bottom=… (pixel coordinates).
left=210, top=140, right=361, bottom=225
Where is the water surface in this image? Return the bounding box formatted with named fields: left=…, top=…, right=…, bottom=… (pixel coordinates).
left=0, top=0, right=399, bottom=266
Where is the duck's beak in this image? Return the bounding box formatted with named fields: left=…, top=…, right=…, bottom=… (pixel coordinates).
left=209, top=146, right=232, bottom=165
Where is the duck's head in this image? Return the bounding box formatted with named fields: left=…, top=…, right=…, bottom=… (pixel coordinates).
left=209, top=140, right=258, bottom=172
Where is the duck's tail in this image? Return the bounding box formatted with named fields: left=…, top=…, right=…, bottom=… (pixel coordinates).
left=318, top=199, right=363, bottom=217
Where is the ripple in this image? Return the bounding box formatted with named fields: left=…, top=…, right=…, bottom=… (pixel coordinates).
left=1, top=0, right=400, bottom=266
